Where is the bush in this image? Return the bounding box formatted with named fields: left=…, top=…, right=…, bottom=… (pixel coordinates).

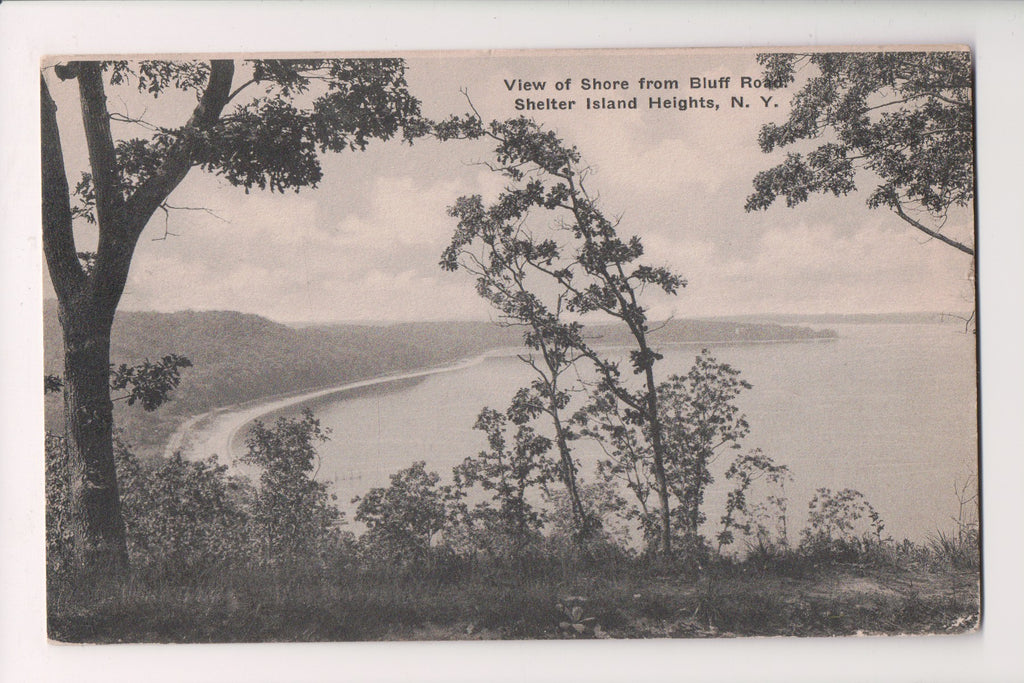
left=799, top=488, right=888, bottom=563
left=117, top=445, right=253, bottom=575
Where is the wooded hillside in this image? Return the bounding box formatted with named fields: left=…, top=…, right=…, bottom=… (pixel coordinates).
left=43, top=301, right=834, bottom=454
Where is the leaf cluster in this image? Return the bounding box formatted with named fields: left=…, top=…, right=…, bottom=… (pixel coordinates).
left=745, top=52, right=974, bottom=228
left=108, top=354, right=193, bottom=411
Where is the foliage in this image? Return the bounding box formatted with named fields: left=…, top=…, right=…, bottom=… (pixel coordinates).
left=47, top=432, right=253, bottom=579
left=799, top=487, right=888, bottom=560
left=41, top=57, right=434, bottom=570
left=240, top=409, right=342, bottom=561
left=108, top=354, right=193, bottom=411
left=745, top=51, right=974, bottom=256
left=354, top=461, right=454, bottom=566
left=45, top=434, right=75, bottom=582
left=116, top=446, right=252, bottom=573
left=574, top=389, right=659, bottom=546
left=658, top=351, right=754, bottom=539
left=44, top=374, right=63, bottom=394
left=440, top=173, right=592, bottom=535
left=717, top=449, right=791, bottom=552
left=575, top=350, right=784, bottom=556
left=452, top=406, right=556, bottom=557
left=545, top=480, right=633, bottom=551
left=69, top=59, right=424, bottom=212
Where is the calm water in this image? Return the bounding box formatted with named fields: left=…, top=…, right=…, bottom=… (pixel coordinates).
left=242, top=322, right=978, bottom=543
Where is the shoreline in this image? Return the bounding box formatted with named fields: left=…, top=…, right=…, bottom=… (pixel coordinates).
left=166, top=351, right=496, bottom=462
left=165, top=334, right=835, bottom=464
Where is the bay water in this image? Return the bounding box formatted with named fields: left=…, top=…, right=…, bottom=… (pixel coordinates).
left=235, top=322, right=977, bottom=544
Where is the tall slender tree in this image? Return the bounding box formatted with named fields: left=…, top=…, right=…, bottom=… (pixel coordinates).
left=443, top=116, right=685, bottom=555
left=42, top=59, right=426, bottom=571
left=442, top=192, right=591, bottom=536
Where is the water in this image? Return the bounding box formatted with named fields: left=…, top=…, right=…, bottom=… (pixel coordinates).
left=237, top=322, right=978, bottom=543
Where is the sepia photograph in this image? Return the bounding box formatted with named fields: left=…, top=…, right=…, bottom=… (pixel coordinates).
left=40, top=47, right=980, bottom=643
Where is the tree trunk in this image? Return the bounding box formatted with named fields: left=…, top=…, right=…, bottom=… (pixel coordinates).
left=59, top=296, right=128, bottom=572
left=643, top=364, right=673, bottom=558
left=551, top=410, right=589, bottom=539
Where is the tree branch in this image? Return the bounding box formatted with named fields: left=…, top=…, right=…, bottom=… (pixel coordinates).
left=123, top=59, right=235, bottom=238
left=41, top=75, right=87, bottom=301
left=76, top=62, right=127, bottom=235
left=892, top=198, right=974, bottom=256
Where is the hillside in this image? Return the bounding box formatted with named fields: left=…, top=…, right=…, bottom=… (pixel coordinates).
left=43, top=302, right=834, bottom=454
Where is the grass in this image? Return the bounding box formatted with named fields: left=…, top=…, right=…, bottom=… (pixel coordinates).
left=48, top=548, right=979, bottom=642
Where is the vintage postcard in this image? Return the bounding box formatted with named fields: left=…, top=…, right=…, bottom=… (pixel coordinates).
left=41, top=48, right=978, bottom=644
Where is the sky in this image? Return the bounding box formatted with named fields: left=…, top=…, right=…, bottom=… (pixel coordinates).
left=43, top=49, right=976, bottom=324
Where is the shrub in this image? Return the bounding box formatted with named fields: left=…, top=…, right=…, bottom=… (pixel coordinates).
left=799, top=488, right=887, bottom=562
left=117, top=445, right=253, bottom=574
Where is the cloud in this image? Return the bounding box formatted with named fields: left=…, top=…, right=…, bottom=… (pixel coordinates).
left=48, top=52, right=974, bottom=324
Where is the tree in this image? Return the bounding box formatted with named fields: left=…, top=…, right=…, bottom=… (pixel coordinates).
left=658, top=351, right=753, bottom=541
left=441, top=178, right=592, bottom=537
left=240, top=409, right=341, bottom=561
left=745, top=51, right=975, bottom=257
left=354, top=461, right=453, bottom=566
left=453, top=405, right=555, bottom=558
left=41, top=59, right=425, bottom=571
left=576, top=350, right=786, bottom=556
left=443, top=115, right=685, bottom=556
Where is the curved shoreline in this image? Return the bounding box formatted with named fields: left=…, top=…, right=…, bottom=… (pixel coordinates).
left=165, top=335, right=834, bottom=464
left=165, top=351, right=497, bottom=462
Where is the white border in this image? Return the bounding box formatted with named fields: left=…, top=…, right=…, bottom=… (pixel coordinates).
left=3, top=2, right=1021, bottom=681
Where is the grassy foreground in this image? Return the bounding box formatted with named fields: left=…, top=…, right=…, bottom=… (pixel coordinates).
left=49, top=552, right=978, bottom=642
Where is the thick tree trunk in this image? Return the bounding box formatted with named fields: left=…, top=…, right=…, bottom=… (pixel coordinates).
left=59, top=297, right=127, bottom=572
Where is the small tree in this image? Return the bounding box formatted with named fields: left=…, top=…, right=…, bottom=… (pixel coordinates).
left=442, top=191, right=592, bottom=537
left=241, top=409, right=341, bottom=562
left=453, top=405, right=556, bottom=558
left=354, top=461, right=453, bottom=566
left=658, top=351, right=753, bottom=542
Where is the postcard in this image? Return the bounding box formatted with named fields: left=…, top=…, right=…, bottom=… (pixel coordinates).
left=40, top=47, right=978, bottom=645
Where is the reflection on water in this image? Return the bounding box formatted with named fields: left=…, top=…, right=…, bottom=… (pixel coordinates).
left=251, top=323, right=977, bottom=542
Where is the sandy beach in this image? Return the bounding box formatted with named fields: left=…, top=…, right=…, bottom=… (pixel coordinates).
left=164, top=352, right=497, bottom=463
